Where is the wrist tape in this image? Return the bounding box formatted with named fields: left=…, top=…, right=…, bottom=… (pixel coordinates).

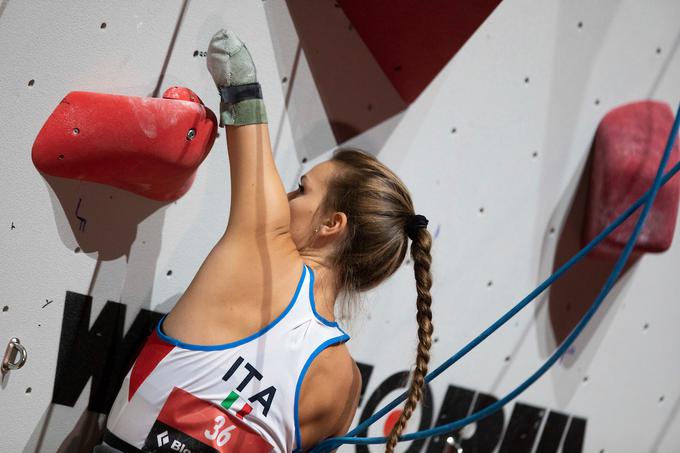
left=219, top=83, right=263, bottom=104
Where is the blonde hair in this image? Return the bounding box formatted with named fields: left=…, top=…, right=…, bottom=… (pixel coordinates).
left=317, top=147, right=434, bottom=453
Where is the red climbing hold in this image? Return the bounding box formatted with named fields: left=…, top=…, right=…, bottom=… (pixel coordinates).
left=32, top=87, right=218, bottom=202
left=583, top=100, right=680, bottom=259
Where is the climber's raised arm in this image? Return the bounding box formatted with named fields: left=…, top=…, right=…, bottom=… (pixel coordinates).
left=223, top=123, right=291, bottom=237
left=207, top=29, right=291, bottom=239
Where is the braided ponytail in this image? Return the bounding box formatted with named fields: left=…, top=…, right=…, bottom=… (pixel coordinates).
left=385, top=227, right=433, bottom=453
left=319, top=148, right=435, bottom=451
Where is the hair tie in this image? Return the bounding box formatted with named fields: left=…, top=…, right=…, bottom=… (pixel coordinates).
left=406, top=214, right=429, bottom=240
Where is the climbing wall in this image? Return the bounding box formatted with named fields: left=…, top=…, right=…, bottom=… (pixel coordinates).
left=1, top=0, right=679, bottom=452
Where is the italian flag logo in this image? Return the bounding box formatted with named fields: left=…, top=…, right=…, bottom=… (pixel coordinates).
left=220, top=391, right=252, bottom=419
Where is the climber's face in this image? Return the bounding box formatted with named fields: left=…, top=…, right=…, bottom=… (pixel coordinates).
left=286, top=160, right=346, bottom=252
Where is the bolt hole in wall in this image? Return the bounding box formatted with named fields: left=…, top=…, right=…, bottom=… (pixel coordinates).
left=27, top=79, right=35, bottom=87
left=166, top=270, right=173, bottom=277
left=100, top=22, right=106, bottom=29
left=25, top=387, right=32, bottom=394
left=2, top=305, right=8, bottom=312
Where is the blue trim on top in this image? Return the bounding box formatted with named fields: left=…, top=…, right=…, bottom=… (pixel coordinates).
left=155, top=263, right=307, bottom=351
left=334, top=323, right=350, bottom=339
left=293, top=333, right=351, bottom=453
left=306, top=265, right=339, bottom=327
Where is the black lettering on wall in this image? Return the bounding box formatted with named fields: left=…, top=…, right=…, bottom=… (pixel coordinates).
left=424, top=384, right=475, bottom=453
left=355, top=371, right=433, bottom=453
left=534, top=411, right=568, bottom=453
left=457, top=392, right=505, bottom=453
left=51, top=291, right=163, bottom=414
left=498, top=403, right=544, bottom=453
left=562, top=416, right=586, bottom=453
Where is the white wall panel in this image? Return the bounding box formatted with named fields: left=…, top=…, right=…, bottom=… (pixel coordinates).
left=1, top=0, right=679, bottom=452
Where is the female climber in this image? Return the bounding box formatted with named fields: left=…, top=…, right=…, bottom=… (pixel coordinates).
left=95, top=29, right=433, bottom=453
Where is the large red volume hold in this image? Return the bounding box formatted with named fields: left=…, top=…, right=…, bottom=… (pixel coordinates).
left=32, top=87, right=218, bottom=202
left=583, top=100, right=680, bottom=259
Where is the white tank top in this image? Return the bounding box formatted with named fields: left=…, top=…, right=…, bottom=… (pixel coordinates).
left=104, top=263, right=349, bottom=453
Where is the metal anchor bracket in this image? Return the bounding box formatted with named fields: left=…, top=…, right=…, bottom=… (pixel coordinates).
left=2, top=337, right=27, bottom=373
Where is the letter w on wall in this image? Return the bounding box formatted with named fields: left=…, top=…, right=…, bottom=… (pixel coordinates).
left=52, top=291, right=163, bottom=414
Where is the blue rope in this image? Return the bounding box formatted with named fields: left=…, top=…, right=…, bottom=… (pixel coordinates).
left=312, top=102, right=680, bottom=452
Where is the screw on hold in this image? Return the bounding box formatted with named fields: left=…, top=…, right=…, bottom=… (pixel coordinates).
left=73, top=128, right=80, bottom=135
left=186, top=128, right=196, bottom=140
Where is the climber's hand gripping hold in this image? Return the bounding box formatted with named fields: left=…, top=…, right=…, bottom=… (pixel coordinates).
left=207, top=29, right=268, bottom=126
